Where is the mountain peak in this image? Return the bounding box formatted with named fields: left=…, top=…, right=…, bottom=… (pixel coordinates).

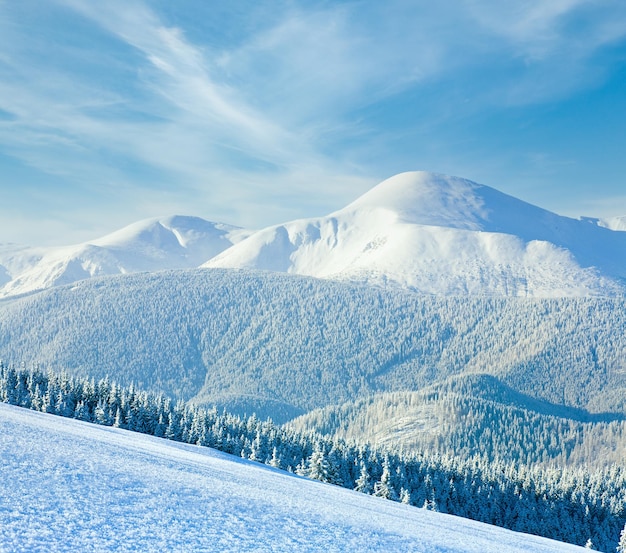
left=0, top=215, right=251, bottom=298
left=342, top=171, right=489, bottom=230
left=206, top=171, right=626, bottom=296
left=342, top=171, right=554, bottom=236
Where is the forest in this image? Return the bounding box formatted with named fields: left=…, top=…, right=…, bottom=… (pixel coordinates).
left=1, top=362, right=624, bottom=552
left=1, top=268, right=626, bottom=421
left=289, top=375, right=626, bottom=469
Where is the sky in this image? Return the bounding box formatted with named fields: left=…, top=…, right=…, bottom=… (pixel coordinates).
left=1, top=0, right=626, bottom=246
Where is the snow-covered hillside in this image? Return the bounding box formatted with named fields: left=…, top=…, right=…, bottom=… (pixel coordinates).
left=0, top=403, right=586, bottom=552
left=205, top=172, right=626, bottom=296
left=2, top=172, right=625, bottom=298
left=0, top=215, right=249, bottom=298
left=600, top=215, right=626, bottom=231
left=288, top=377, right=626, bottom=469
left=2, top=270, right=626, bottom=420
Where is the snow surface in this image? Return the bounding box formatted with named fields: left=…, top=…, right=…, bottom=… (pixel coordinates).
left=2, top=172, right=626, bottom=298
left=205, top=172, right=626, bottom=297
left=599, top=215, right=626, bottom=231
left=0, top=216, right=250, bottom=298
left=0, top=403, right=585, bottom=553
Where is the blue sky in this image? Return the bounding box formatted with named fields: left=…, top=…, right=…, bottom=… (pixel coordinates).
left=1, top=0, right=626, bottom=245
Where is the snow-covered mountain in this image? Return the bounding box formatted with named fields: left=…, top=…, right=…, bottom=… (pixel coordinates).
left=0, top=402, right=587, bottom=552
left=205, top=172, right=626, bottom=296
left=600, top=215, right=626, bottom=231
left=2, top=172, right=625, bottom=298
left=0, top=215, right=250, bottom=298
left=2, top=270, right=626, bottom=422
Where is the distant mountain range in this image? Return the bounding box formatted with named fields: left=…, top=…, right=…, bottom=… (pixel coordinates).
left=0, top=216, right=250, bottom=298
left=2, top=171, right=625, bottom=298
left=2, top=172, right=626, bottom=473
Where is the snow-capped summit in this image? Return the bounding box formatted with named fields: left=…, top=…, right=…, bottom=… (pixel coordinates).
left=2, top=172, right=625, bottom=298
left=0, top=215, right=250, bottom=298
left=89, top=215, right=250, bottom=269
left=205, top=171, right=626, bottom=297
left=342, top=171, right=566, bottom=239
left=343, top=171, right=499, bottom=230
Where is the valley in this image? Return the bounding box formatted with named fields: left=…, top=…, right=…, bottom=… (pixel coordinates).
left=2, top=172, right=625, bottom=551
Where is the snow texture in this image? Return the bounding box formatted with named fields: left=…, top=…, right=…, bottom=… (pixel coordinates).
left=205, top=172, right=626, bottom=296
left=0, top=403, right=586, bottom=553
left=2, top=172, right=626, bottom=298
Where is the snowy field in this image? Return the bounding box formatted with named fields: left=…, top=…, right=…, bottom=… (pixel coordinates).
left=0, top=403, right=586, bottom=552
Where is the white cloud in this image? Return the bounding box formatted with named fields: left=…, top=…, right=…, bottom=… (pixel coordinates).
left=0, top=0, right=378, bottom=233
left=459, top=0, right=626, bottom=103
left=0, top=0, right=625, bottom=245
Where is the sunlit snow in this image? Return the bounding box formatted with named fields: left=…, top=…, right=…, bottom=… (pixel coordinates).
left=0, top=403, right=586, bottom=552
left=2, top=172, right=626, bottom=298
left=0, top=216, right=249, bottom=298
left=205, top=172, right=626, bottom=296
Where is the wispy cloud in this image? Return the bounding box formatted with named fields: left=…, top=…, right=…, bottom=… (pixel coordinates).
left=460, top=0, right=626, bottom=103
left=0, top=0, right=625, bottom=244
left=0, top=0, right=379, bottom=235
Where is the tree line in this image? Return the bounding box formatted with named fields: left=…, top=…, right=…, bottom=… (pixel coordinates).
left=1, top=362, right=625, bottom=551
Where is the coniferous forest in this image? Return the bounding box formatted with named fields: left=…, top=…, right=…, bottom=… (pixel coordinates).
left=1, top=362, right=624, bottom=552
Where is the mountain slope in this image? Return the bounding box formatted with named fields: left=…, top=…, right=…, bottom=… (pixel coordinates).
left=205, top=172, right=626, bottom=296
left=1, top=269, right=626, bottom=421
left=288, top=375, right=626, bottom=469
left=0, top=403, right=587, bottom=552
left=0, top=215, right=249, bottom=298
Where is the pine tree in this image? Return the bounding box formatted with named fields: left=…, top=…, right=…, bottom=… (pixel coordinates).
left=354, top=461, right=372, bottom=494
left=295, top=459, right=308, bottom=477
left=374, top=456, right=397, bottom=500
left=617, top=523, right=626, bottom=553
left=94, top=400, right=112, bottom=426
left=268, top=447, right=282, bottom=469
left=113, top=407, right=124, bottom=428
left=306, top=448, right=333, bottom=483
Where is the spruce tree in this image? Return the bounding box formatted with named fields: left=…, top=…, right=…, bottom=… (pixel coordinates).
left=617, top=523, right=626, bottom=553
left=354, top=462, right=372, bottom=494
left=374, top=456, right=397, bottom=500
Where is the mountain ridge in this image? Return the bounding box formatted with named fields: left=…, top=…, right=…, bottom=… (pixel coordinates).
left=205, top=172, right=626, bottom=296
left=2, top=171, right=626, bottom=298
left=0, top=215, right=250, bottom=298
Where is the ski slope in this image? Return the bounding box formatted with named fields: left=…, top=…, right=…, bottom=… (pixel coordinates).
left=0, top=403, right=586, bottom=552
